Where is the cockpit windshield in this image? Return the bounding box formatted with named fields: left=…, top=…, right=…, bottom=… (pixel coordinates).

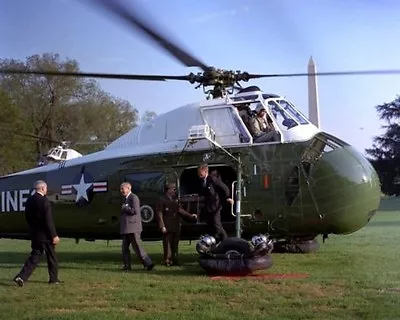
left=266, top=100, right=296, bottom=130
left=228, top=91, right=315, bottom=144
left=266, top=99, right=309, bottom=131
left=276, top=100, right=308, bottom=125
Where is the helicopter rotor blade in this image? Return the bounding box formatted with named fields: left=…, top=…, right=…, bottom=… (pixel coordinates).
left=3, top=67, right=400, bottom=82
left=0, top=128, right=61, bottom=145
left=247, top=69, right=400, bottom=79
left=0, top=128, right=110, bottom=146
left=74, top=140, right=110, bottom=145
left=0, top=68, right=190, bottom=81
left=90, top=0, right=209, bottom=71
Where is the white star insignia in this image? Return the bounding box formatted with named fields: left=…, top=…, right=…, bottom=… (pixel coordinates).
left=72, top=173, right=93, bottom=202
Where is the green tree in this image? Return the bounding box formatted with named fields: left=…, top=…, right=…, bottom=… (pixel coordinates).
left=0, top=53, right=88, bottom=156
left=0, top=90, right=36, bottom=175
left=0, top=53, right=144, bottom=170
left=366, top=96, right=400, bottom=196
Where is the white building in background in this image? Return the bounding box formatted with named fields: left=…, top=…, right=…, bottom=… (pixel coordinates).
left=307, top=56, right=320, bottom=128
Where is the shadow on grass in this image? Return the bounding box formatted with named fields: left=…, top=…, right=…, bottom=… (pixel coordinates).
left=0, top=250, right=205, bottom=284
left=367, top=220, right=400, bottom=227
left=0, top=251, right=199, bottom=264
left=378, top=197, right=400, bottom=211
left=0, top=278, right=49, bottom=287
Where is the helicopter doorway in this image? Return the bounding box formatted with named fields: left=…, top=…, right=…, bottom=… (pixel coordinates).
left=179, top=164, right=237, bottom=224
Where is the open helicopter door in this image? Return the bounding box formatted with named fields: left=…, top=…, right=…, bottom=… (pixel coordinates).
left=203, top=164, right=250, bottom=224
left=175, top=168, right=202, bottom=222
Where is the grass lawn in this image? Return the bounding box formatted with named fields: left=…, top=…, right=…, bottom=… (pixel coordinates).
left=0, top=197, right=399, bottom=320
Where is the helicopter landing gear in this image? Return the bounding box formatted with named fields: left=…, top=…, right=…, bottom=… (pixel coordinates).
left=196, top=235, right=274, bottom=275
left=213, top=237, right=252, bottom=256
left=272, top=237, right=319, bottom=254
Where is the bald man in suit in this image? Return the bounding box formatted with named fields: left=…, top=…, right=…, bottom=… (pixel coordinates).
left=13, top=180, right=61, bottom=286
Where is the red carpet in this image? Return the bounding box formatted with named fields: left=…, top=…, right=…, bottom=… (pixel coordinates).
left=210, top=273, right=309, bottom=280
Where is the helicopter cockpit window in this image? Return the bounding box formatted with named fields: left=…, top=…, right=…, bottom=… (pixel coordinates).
left=267, top=100, right=300, bottom=130
left=276, top=100, right=309, bottom=125
left=61, top=151, right=68, bottom=159
left=49, top=148, right=61, bottom=157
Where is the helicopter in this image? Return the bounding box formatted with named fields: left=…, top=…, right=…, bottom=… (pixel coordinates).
left=39, top=142, right=83, bottom=166
left=39, top=138, right=109, bottom=166
left=0, top=128, right=107, bottom=167
left=0, top=0, right=396, bottom=254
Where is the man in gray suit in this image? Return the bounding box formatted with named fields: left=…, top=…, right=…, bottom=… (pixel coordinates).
left=120, top=182, right=154, bottom=271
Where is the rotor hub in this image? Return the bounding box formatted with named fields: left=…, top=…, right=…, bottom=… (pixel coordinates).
left=187, top=68, right=251, bottom=98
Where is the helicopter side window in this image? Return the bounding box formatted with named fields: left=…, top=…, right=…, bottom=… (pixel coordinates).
left=232, top=102, right=256, bottom=137
left=124, top=172, right=165, bottom=193
left=61, top=151, right=68, bottom=160
left=230, top=108, right=252, bottom=143
left=237, top=101, right=280, bottom=143
left=202, top=106, right=248, bottom=145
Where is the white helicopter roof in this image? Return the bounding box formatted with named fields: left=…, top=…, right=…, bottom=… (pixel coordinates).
left=105, top=88, right=319, bottom=150
left=46, top=146, right=83, bottom=161
left=4, top=88, right=320, bottom=176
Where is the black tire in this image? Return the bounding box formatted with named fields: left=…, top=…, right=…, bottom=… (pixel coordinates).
left=213, top=237, right=252, bottom=256
left=198, top=254, right=273, bottom=276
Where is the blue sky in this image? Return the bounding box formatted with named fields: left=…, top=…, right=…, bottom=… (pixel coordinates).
left=2, top=0, right=400, bottom=154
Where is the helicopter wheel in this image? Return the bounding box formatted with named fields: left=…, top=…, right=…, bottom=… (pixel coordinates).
left=272, top=238, right=319, bottom=254
left=197, top=237, right=273, bottom=276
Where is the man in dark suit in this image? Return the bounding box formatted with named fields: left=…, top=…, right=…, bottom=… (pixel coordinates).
left=120, top=182, right=154, bottom=271
left=13, top=180, right=61, bottom=287
left=198, top=163, right=234, bottom=242
left=156, top=183, right=197, bottom=266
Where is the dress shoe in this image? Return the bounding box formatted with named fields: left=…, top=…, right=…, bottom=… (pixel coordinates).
left=146, top=263, right=155, bottom=271
left=121, top=265, right=132, bottom=271
left=13, top=277, right=24, bottom=287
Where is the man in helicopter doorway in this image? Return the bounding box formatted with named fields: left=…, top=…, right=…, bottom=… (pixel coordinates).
left=120, top=182, right=154, bottom=271
left=250, top=103, right=280, bottom=143
left=156, top=183, right=197, bottom=266
left=198, top=163, right=234, bottom=243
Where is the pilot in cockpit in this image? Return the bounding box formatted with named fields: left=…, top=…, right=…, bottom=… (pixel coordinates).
left=250, top=104, right=280, bottom=143
left=234, top=103, right=255, bottom=136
